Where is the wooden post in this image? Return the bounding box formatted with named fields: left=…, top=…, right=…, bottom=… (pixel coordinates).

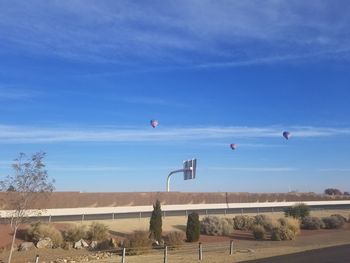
left=198, top=242, right=203, bottom=261
left=35, top=254, right=39, bottom=263
left=163, top=246, right=168, bottom=263
left=229, top=240, right=234, bottom=255
left=121, top=248, right=126, bottom=263
left=49, top=215, right=51, bottom=223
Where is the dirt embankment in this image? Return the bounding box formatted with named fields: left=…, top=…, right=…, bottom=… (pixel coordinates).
left=1, top=192, right=349, bottom=209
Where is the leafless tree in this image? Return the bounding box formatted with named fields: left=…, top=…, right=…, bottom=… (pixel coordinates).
left=0, top=152, right=55, bottom=263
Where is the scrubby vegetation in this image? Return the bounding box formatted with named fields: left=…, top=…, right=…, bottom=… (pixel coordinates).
left=63, top=224, right=87, bottom=242
left=122, top=231, right=152, bottom=255
left=284, top=203, right=310, bottom=219
left=271, top=225, right=296, bottom=241
left=27, top=222, right=63, bottom=248
left=200, top=216, right=234, bottom=236
left=247, top=215, right=301, bottom=241
left=252, top=225, right=265, bottom=240
left=254, top=215, right=279, bottom=232
left=164, top=231, right=185, bottom=248
left=233, top=215, right=254, bottom=230
left=186, top=213, right=200, bottom=242
left=87, top=222, right=109, bottom=241
left=322, top=215, right=346, bottom=229
left=301, top=216, right=325, bottom=230
left=278, top=217, right=300, bottom=235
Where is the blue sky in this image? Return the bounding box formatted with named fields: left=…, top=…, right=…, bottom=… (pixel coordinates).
left=0, top=1, right=349, bottom=193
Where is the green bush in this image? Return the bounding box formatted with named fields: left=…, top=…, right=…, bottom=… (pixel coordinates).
left=63, top=224, right=87, bottom=242
left=122, top=231, right=152, bottom=255
left=271, top=226, right=296, bottom=241
left=164, top=231, right=185, bottom=248
left=87, top=222, right=109, bottom=241
left=27, top=222, right=63, bottom=248
left=233, top=215, right=255, bottom=230
left=186, top=213, right=200, bottom=242
left=252, top=225, right=265, bottom=240
left=149, top=200, right=162, bottom=242
left=284, top=203, right=310, bottom=219
left=301, top=216, right=325, bottom=230
left=322, top=216, right=345, bottom=229
left=200, top=216, right=234, bottom=236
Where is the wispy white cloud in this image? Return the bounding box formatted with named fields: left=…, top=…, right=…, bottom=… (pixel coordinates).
left=204, top=166, right=297, bottom=172
left=0, top=1, right=349, bottom=67
left=0, top=124, right=348, bottom=144
left=318, top=168, right=350, bottom=172
left=48, top=165, right=171, bottom=172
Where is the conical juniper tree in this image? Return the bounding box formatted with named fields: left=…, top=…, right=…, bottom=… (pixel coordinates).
left=149, top=199, right=162, bottom=243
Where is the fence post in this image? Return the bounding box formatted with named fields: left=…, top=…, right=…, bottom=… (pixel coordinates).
left=49, top=215, right=51, bottom=223
left=164, top=246, right=168, bottom=263
left=121, top=248, right=126, bottom=263
left=35, top=254, right=39, bottom=263
left=229, top=240, right=234, bottom=255
left=198, top=242, right=203, bottom=261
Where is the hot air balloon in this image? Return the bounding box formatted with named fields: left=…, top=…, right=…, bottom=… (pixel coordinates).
left=230, top=144, right=237, bottom=150
left=150, top=120, right=159, bottom=128
left=283, top=131, right=291, bottom=140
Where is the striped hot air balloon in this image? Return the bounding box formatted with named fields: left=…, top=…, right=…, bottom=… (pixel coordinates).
left=150, top=119, right=159, bottom=128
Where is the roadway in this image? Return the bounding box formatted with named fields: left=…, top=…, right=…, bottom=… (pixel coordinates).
left=241, top=244, right=350, bottom=263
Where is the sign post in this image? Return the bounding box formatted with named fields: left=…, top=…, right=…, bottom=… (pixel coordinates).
left=166, top=159, right=197, bottom=192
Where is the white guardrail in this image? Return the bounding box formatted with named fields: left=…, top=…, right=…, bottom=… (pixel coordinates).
left=1, top=200, right=350, bottom=218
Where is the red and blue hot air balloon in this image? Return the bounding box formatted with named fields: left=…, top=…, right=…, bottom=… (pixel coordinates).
left=283, top=131, right=291, bottom=140
left=230, top=143, right=237, bottom=150
left=150, top=119, right=159, bottom=128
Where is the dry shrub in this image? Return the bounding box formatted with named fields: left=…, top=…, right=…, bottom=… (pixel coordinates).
left=322, top=216, right=345, bottom=229
left=122, top=231, right=152, bottom=255
left=252, top=225, right=265, bottom=240
left=233, top=215, right=254, bottom=230
left=278, top=217, right=300, bottom=235
left=200, top=216, right=234, bottom=236
left=87, top=222, right=109, bottom=241
left=27, top=222, right=63, bottom=248
left=301, top=216, right=324, bottom=230
left=164, top=231, right=185, bottom=248
left=96, top=238, right=115, bottom=250
left=254, top=215, right=280, bottom=232
left=330, top=214, right=347, bottom=223
left=271, top=226, right=296, bottom=241
left=63, top=224, right=87, bottom=242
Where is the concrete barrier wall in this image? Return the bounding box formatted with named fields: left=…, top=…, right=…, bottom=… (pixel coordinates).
left=1, top=192, right=349, bottom=210
left=1, top=200, right=350, bottom=218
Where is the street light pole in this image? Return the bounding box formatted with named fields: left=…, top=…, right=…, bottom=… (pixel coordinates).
left=166, top=169, right=188, bottom=192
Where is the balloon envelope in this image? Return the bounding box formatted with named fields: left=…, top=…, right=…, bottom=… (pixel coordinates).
left=283, top=131, right=291, bottom=140
left=230, top=144, right=237, bottom=150
left=150, top=120, right=159, bottom=128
